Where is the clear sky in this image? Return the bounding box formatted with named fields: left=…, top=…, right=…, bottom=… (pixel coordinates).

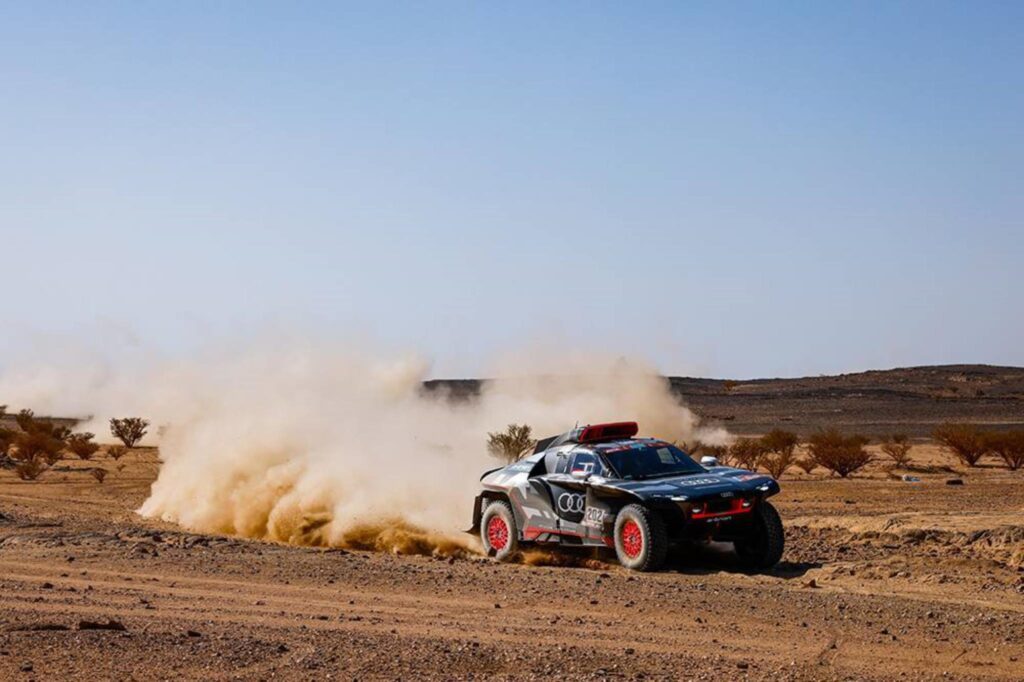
left=1, top=2, right=1021, bottom=379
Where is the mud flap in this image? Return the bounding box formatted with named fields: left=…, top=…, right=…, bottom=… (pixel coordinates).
left=465, top=495, right=484, bottom=535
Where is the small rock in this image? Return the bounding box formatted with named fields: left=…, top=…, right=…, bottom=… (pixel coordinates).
left=625, top=648, right=635, bottom=655
left=20, top=662, right=33, bottom=673
left=737, top=661, right=749, bottom=669
left=187, top=630, right=201, bottom=638
left=41, top=582, right=54, bottom=589
left=945, top=479, right=964, bottom=486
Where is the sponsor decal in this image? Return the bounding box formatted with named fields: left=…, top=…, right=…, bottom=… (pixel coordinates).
left=557, top=492, right=585, bottom=514
left=674, top=477, right=724, bottom=487
left=583, top=507, right=606, bottom=527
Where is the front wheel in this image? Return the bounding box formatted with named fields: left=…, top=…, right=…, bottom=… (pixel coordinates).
left=733, top=501, right=785, bottom=570
left=613, top=504, right=668, bottom=571
left=480, top=500, right=518, bottom=561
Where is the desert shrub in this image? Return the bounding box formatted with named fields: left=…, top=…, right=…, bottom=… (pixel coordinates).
left=90, top=468, right=108, bottom=483
left=0, top=425, right=14, bottom=456
left=758, top=429, right=798, bottom=478
left=487, top=424, right=534, bottom=464
left=880, top=434, right=913, bottom=468
left=66, top=433, right=100, bottom=460
left=15, top=457, right=48, bottom=481
left=794, top=457, right=816, bottom=474
left=14, top=408, right=35, bottom=432
left=807, top=429, right=872, bottom=478
left=761, top=429, right=798, bottom=456
left=722, top=380, right=738, bottom=393
left=984, top=431, right=1024, bottom=471
left=729, top=437, right=766, bottom=471
left=110, top=417, right=149, bottom=448
left=11, top=430, right=66, bottom=466
left=761, top=452, right=793, bottom=479
left=933, top=423, right=988, bottom=467
left=106, top=445, right=128, bottom=460
left=13, top=409, right=71, bottom=445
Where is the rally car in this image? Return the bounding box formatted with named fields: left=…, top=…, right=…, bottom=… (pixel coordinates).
left=470, top=422, right=784, bottom=571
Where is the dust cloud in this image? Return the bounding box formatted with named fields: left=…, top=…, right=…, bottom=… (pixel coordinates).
left=0, top=342, right=728, bottom=556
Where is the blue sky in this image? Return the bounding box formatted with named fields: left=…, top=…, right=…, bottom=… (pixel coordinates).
left=1, top=2, right=1021, bottom=379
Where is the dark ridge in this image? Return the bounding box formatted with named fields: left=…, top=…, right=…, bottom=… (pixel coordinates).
left=422, top=364, right=1024, bottom=437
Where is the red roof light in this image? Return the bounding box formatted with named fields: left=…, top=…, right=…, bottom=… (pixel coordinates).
left=578, top=421, right=639, bottom=442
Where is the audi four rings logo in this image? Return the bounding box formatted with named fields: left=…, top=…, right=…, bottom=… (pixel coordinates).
left=557, top=493, right=585, bottom=513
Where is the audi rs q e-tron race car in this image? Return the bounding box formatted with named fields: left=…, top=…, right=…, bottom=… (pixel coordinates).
left=470, top=422, right=784, bottom=571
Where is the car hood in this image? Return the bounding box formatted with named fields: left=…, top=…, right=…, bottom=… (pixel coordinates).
left=591, top=467, right=779, bottom=500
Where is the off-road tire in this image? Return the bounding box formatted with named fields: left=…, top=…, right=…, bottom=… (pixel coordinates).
left=734, top=501, right=785, bottom=570
left=481, top=500, right=518, bottom=561
left=613, top=503, right=669, bottom=571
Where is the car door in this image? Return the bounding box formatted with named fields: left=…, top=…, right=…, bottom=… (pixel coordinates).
left=542, top=450, right=606, bottom=531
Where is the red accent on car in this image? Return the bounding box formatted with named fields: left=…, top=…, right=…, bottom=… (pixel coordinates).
left=578, top=421, right=639, bottom=442
left=621, top=519, right=643, bottom=558
left=523, top=526, right=586, bottom=541
left=487, top=515, right=509, bottom=550
left=689, top=497, right=755, bottom=519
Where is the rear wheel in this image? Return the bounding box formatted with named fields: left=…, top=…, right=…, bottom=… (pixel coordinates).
left=613, top=504, right=668, bottom=571
left=481, top=500, right=518, bottom=561
left=734, top=501, right=784, bottom=570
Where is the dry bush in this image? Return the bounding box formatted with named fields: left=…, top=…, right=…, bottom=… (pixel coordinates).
left=761, top=452, right=793, bottom=479
left=66, top=433, right=101, bottom=460
left=107, top=445, right=128, bottom=461
left=984, top=431, right=1024, bottom=471
left=11, top=409, right=71, bottom=466
left=487, top=424, right=535, bottom=465
left=759, top=429, right=798, bottom=479
left=110, top=417, right=149, bottom=448
left=794, top=457, right=816, bottom=474
left=880, top=434, right=913, bottom=468
left=729, top=437, right=766, bottom=471
left=11, top=430, right=65, bottom=466
left=16, top=409, right=71, bottom=440
left=15, top=457, right=48, bottom=481
left=807, top=429, right=872, bottom=478
left=14, top=408, right=35, bottom=432
left=933, top=423, right=988, bottom=467
left=0, top=425, right=14, bottom=456
left=722, top=380, right=738, bottom=393
left=90, top=468, right=108, bottom=483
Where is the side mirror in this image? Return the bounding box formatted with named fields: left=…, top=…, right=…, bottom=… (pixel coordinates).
left=700, top=455, right=719, bottom=467
left=570, top=469, right=591, bottom=480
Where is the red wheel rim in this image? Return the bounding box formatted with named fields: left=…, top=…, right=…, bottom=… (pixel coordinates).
left=487, top=515, right=509, bottom=551
left=621, top=520, right=643, bottom=558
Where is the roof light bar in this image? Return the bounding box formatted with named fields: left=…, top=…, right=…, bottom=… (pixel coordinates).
left=577, top=421, right=639, bottom=443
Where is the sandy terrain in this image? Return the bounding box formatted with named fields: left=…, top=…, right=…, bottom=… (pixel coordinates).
left=1, top=444, right=1022, bottom=681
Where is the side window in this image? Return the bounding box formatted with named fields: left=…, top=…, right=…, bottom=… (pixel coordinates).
left=570, top=452, right=603, bottom=477
left=554, top=452, right=570, bottom=475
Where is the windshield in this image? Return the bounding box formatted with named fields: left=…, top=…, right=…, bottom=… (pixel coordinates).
left=601, top=443, right=705, bottom=480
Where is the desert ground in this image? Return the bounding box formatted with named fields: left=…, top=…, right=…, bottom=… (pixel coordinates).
left=2, top=366, right=1023, bottom=681
left=1, top=448, right=1021, bottom=681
